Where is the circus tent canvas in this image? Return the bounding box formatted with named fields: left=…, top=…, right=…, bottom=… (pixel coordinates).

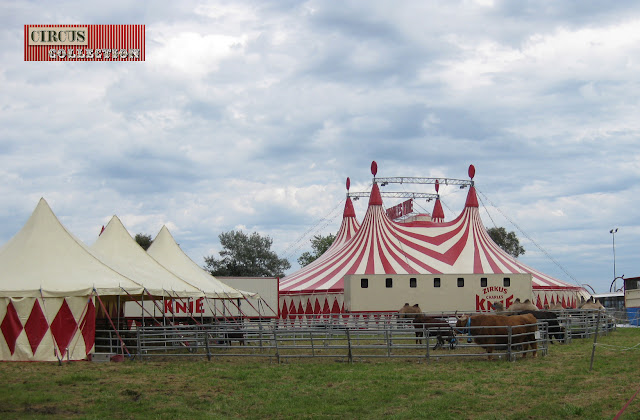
left=0, top=199, right=144, bottom=361
left=279, top=164, right=588, bottom=318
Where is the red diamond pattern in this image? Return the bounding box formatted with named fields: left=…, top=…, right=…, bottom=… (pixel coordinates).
left=25, top=300, right=48, bottom=355
left=50, top=299, right=78, bottom=356
left=1, top=302, right=23, bottom=355
left=79, top=299, right=95, bottom=356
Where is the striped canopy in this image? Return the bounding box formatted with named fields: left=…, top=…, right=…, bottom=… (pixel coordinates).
left=280, top=181, right=584, bottom=298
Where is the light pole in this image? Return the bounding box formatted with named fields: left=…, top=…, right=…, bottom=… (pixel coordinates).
left=610, top=228, right=618, bottom=287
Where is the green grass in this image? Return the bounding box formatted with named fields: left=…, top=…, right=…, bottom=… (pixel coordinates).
left=1, top=328, right=640, bottom=419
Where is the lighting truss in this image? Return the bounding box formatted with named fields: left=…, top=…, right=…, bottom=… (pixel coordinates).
left=373, top=177, right=473, bottom=187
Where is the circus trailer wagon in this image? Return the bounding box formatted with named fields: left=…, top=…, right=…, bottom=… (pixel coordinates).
left=344, top=273, right=533, bottom=313
left=623, top=276, right=640, bottom=325
left=278, top=162, right=588, bottom=319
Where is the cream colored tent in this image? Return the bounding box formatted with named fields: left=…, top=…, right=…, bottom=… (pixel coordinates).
left=147, top=226, right=257, bottom=300
left=0, top=199, right=144, bottom=361
left=91, top=216, right=204, bottom=299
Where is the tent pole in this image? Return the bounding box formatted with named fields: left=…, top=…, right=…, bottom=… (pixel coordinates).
left=64, top=295, right=93, bottom=361
left=39, top=291, right=62, bottom=365
left=201, top=298, right=204, bottom=325
left=100, top=290, right=131, bottom=357
left=162, top=296, right=166, bottom=326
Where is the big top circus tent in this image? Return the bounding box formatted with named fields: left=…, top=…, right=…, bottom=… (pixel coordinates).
left=279, top=162, right=589, bottom=318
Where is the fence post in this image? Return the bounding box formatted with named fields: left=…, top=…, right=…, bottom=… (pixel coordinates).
left=385, top=326, right=391, bottom=357
left=425, top=327, right=430, bottom=363
left=311, top=330, right=315, bottom=357
left=205, top=330, right=211, bottom=361
left=137, top=328, right=142, bottom=361
left=507, top=325, right=512, bottom=362
left=274, top=329, right=280, bottom=364
left=346, top=328, right=353, bottom=364
left=589, top=312, right=602, bottom=371
left=541, top=321, right=548, bottom=357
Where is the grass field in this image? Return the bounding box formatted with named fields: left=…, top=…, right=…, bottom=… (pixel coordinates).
left=1, top=327, right=640, bottom=419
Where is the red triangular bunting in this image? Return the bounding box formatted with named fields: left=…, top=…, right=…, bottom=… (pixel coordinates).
left=322, top=299, right=330, bottom=314
left=331, top=299, right=340, bottom=317
left=281, top=301, right=288, bottom=319
left=314, top=298, right=321, bottom=315
left=536, top=295, right=542, bottom=309
left=1, top=302, right=23, bottom=355
left=25, top=300, right=48, bottom=355
left=543, top=295, right=549, bottom=308
left=305, top=300, right=313, bottom=315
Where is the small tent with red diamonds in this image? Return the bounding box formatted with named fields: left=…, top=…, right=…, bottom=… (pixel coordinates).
left=0, top=199, right=144, bottom=361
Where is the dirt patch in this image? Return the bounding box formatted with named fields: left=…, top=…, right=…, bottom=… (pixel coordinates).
left=121, top=389, right=142, bottom=402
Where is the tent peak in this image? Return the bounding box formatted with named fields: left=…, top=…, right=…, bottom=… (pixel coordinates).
left=432, top=198, right=445, bottom=222
left=368, top=183, right=383, bottom=206
left=343, top=197, right=356, bottom=218
left=464, top=186, right=479, bottom=208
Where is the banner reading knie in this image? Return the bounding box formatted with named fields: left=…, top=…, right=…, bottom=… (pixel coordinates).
left=24, top=24, right=145, bottom=61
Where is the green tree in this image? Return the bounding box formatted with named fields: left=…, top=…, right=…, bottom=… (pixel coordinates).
left=135, top=233, right=153, bottom=251
left=297, top=234, right=336, bottom=267
left=487, top=227, right=525, bottom=258
left=204, top=230, right=291, bottom=277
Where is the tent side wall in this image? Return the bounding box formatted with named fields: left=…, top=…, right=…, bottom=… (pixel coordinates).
left=345, top=273, right=533, bottom=313
left=0, top=296, right=95, bottom=361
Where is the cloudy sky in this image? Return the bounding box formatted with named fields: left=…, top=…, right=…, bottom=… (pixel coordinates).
left=2, top=1, right=639, bottom=293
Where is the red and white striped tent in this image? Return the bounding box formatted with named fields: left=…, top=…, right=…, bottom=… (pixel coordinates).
left=279, top=164, right=588, bottom=318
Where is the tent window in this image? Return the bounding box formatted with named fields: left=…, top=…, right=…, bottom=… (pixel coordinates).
left=457, top=277, right=464, bottom=287
left=504, top=277, right=511, bottom=287
left=434, top=278, right=441, bottom=288
left=481, top=277, right=487, bottom=287
left=386, top=278, right=393, bottom=288
left=410, top=278, right=417, bottom=288
left=361, top=278, right=368, bottom=288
